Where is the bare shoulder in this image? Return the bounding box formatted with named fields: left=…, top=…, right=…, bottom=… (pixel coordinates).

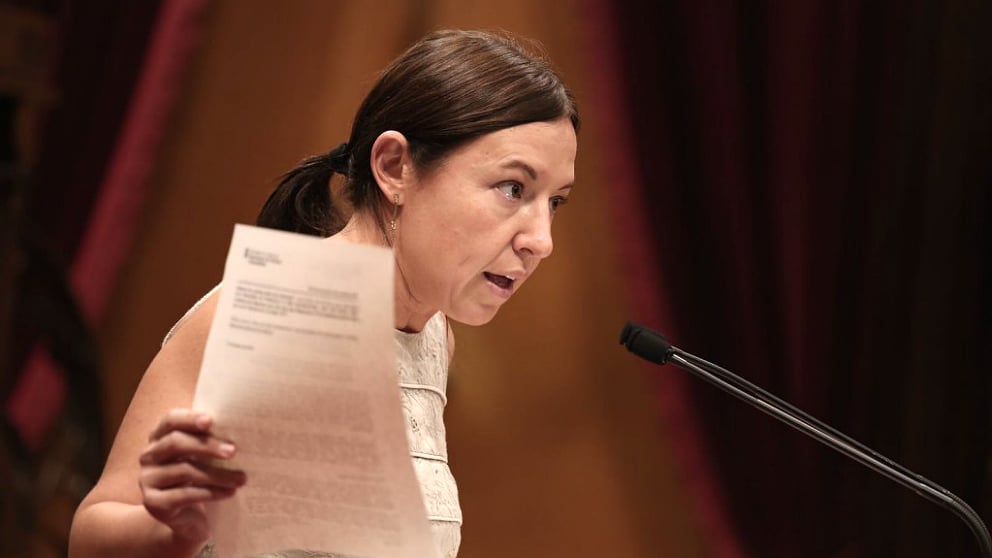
left=81, top=289, right=222, bottom=507
left=154, top=288, right=221, bottom=379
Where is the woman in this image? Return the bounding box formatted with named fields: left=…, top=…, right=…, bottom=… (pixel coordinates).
left=69, top=29, right=579, bottom=558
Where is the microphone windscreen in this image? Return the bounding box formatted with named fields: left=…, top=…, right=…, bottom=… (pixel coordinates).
left=619, top=322, right=672, bottom=365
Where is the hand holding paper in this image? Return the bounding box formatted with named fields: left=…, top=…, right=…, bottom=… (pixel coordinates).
left=193, top=224, right=438, bottom=558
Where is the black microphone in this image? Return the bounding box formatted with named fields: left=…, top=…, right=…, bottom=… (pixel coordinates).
left=619, top=321, right=992, bottom=558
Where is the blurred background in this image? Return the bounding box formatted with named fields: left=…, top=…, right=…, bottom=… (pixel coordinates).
left=1, top=0, right=990, bottom=557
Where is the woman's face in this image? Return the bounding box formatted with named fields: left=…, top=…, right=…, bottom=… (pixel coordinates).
left=395, top=118, right=577, bottom=326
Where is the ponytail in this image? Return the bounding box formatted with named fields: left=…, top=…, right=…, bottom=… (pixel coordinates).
left=255, top=143, right=350, bottom=237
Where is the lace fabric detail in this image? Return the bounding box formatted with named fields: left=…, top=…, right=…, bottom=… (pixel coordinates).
left=395, top=312, right=462, bottom=555
left=181, top=303, right=461, bottom=558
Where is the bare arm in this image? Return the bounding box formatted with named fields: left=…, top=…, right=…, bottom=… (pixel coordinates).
left=69, top=292, right=243, bottom=558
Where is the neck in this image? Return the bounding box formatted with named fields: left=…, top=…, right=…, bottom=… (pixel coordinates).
left=334, top=211, right=437, bottom=333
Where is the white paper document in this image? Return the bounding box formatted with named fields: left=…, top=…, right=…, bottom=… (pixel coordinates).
left=193, top=224, right=438, bottom=558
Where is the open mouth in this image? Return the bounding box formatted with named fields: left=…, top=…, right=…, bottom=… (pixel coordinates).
left=483, top=272, right=515, bottom=291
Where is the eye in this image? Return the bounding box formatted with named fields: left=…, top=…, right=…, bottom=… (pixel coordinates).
left=550, top=196, right=569, bottom=215
left=497, top=181, right=523, bottom=200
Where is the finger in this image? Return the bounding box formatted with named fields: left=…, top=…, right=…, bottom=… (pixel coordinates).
left=144, top=484, right=237, bottom=522
left=140, top=460, right=247, bottom=491
left=148, top=409, right=213, bottom=442
left=170, top=506, right=211, bottom=544
left=140, top=430, right=237, bottom=466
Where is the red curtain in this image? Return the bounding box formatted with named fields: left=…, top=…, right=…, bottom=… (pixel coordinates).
left=2, top=2, right=207, bottom=553
left=609, top=1, right=992, bottom=556
left=583, top=0, right=747, bottom=556
left=8, top=0, right=207, bottom=449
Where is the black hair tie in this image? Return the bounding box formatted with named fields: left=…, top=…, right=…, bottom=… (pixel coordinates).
left=326, top=142, right=350, bottom=174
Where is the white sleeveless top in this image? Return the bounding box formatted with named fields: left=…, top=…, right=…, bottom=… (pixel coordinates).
left=166, top=287, right=462, bottom=558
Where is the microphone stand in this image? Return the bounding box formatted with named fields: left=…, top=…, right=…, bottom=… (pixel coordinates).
left=619, top=322, right=992, bottom=558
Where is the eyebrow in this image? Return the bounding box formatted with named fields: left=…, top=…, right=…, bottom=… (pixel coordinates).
left=500, top=159, right=538, bottom=180
left=500, top=159, right=574, bottom=191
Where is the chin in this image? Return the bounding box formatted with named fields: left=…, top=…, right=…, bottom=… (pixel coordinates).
left=447, top=304, right=501, bottom=326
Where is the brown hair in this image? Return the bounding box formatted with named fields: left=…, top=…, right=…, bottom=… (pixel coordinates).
left=256, top=29, right=580, bottom=238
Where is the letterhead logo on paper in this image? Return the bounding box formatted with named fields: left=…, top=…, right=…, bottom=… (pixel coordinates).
left=244, top=248, right=282, bottom=267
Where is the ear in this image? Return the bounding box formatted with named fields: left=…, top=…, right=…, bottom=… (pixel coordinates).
left=370, top=131, right=414, bottom=203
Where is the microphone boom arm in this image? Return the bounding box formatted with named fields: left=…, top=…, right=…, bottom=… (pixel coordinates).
left=620, top=322, right=992, bottom=558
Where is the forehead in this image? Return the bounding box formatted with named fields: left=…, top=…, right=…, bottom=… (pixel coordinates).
left=442, top=119, right=577, bottom=182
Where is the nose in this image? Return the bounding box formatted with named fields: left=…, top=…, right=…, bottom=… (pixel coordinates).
left=513, top=208, right=554, bottom=261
